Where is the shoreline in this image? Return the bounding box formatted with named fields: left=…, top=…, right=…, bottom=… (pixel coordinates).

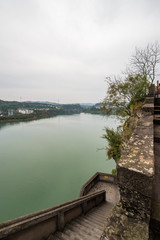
left=0, top=112, right=105, bottom=124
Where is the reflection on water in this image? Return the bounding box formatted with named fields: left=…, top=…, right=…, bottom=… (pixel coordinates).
left=0, top=113, right=120, bottom=222
left=0, top=121, right=21, bottom=130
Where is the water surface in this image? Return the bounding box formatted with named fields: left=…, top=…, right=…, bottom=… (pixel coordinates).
left=0, top=113, right=120, bottom=222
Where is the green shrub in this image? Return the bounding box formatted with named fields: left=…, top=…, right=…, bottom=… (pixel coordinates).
left=112, top=169, right=117, bottom=175
left=104, top=74, right=149, bottom=117
left=103, top=127, right=122, bottom=162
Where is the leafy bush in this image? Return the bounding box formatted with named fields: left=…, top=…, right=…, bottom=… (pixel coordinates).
left=103, top=127, right=122, bottom=162
left=104, top=74, right=149, bottom=117
left=112, top=169, right=117, bottom=175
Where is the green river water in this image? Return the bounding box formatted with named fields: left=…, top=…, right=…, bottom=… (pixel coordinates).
left=0, top=113, right=120, bottom=222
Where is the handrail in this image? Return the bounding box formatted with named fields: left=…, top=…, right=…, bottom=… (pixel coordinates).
left=0, top=190, right=99, bottom=229
left=0, top=190, right=105, bottom=240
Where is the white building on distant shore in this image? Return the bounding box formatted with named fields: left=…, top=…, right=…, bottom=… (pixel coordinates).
left=18, top=109, right=34, bottom=114
left=8, top=110, right=13, bottom=116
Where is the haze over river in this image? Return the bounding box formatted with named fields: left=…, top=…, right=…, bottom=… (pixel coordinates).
left=0, top=113, right=120, bottom=222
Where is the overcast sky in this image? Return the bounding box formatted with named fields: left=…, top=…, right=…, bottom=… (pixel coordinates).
left=0, top=0, right=160, bottom=103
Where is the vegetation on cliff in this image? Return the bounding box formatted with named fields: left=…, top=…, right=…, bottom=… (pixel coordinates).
left=104, top=74, right=149, bottom=117
left=103, top=127, right=122, bottom=163
left=103, top=42, right=160, bottom=166
left=103, top=74, right=149, bottom=164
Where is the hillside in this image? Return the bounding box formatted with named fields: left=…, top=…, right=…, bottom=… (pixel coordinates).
left=0, top=100, right=84, bottom=122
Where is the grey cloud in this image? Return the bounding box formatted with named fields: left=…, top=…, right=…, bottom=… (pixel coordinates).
left=0, top=0, right=160, bottom=103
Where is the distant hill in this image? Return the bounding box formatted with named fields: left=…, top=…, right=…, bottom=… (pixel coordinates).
left=0, top=99, right=111, bottom=123
left=0, top=99, right=85, bottom=122
left=80, top=103, right=96, bottom=108
left=24, top=101, right=97, bottom=107
left=24, top=101, right=59, bottom=105
left=0, top=100, right=99, bottom=108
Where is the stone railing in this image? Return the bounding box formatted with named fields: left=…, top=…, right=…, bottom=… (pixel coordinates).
left=0, top=190, right=105, bottom=240
left=79, top=172, right=116, bottom=196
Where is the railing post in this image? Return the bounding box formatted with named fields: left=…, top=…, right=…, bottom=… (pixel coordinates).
left=104, top=192, right=106, bottom=202
left=58, top=211, right=64, bottom=231
left=95, top=196, right=99, bottom=206
left=82, top=201, right=88, bottom=215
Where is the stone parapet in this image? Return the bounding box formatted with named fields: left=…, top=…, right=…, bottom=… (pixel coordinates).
left=118, top=112, right=154, bottom=176
left=118, top=109, right=154, bottom=223
left=101, top=102, right=154, bottom=240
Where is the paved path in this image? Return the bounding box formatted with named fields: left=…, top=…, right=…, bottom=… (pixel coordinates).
left=88, top=181, right=120, bottom=205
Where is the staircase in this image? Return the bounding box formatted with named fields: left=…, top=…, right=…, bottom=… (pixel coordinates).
left=154, top=98, right=160, bottom=125
left=0, top=175, right=119, bottom=240
left=150, top=97, right=160, bottom=238
left=48, top=202, right=112, bottom=240
left=154, top=98, right=160, bottom=142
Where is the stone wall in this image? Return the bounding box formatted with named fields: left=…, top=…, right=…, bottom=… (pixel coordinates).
left=101, top=96, right=154, bottom=240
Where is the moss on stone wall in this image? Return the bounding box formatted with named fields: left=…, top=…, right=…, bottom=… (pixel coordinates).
left=121, top=102, right=143, bottom=149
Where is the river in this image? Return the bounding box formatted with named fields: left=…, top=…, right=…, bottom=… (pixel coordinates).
left=0, top=113, right=120, bottom=222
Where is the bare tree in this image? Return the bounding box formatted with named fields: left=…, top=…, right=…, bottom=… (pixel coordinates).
left=129, top=42, right=160, bottom=83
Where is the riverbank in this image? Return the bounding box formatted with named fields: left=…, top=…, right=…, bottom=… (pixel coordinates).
left=0, top=100, right=104, bottom=123
left=0, top=111, right=106, bottom=123
left=0, top=113, right=67, bottom=123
